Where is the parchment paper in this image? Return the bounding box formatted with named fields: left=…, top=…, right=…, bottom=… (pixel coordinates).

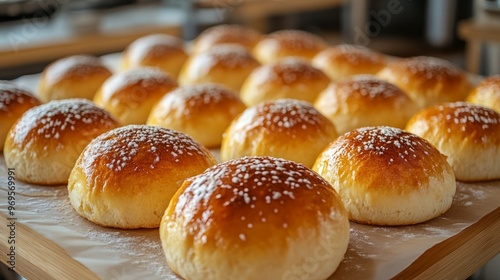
left=0, top=155, right=499, bottom=280
left=3, top=52, right=497, bottom=279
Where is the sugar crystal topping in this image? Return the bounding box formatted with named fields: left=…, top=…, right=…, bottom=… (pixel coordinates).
left=232, top=99, right=325, bottom=134
left=268, top=30, right=324, bottom=50
left=128, top=34, right=184, bottom=63
left=0, top=82, right=37, bottom=111
left=253, top=58, right=325, bottom=85
left=198, top=24, right=259, bottom=45
left=100, top=67, right=172, bottom=101
left=332, top=44, right=385, bottom=64
left=45, top=55, right=109, bottom=86
left=477, top=75, right=500, bottom=89
left=157, top=84, right=239, bottom=117
left=342, top=75, right=404, bottom=98
left=435, top=102, right=499, bottom=130
left=350, top=126, right=433, bottom=162
left=173, top=156, right=333, bottom=238
left=82, top=125, right=207, bottom=173
left=402, top=56, right=463, bottom=79
left=195, top=44, right=258, bottom=70
left=13, top=99, right=116, bottom=143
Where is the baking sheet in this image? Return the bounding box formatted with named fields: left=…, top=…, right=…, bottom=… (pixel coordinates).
left=0, top=155, right=499, bottom=280
left=3, top=51, right=495, bottom=279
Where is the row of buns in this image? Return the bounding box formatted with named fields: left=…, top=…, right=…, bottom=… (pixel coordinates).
left=1, top=24, right=500, bottom=280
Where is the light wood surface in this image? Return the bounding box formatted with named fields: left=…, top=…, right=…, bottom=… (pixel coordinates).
left=0, top=215, right=99, bottom=280
left=0, top=202, right=498, bottom=279
left=394, top=207, right=500, bottom=279
left=0, top=25, right=181, bottom=69
left=458, top=18, right=500, bottom=73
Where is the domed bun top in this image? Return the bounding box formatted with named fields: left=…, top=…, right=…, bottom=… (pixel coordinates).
left=252, top=58, right=328, bottom=87
left=192, top=44, right=258, bottom=70
left=166, top=156, right=345, bottom=248
left=232, top=98, right=332, bottom=136
left=193, top=24, right=262, bottom=53
left=253, top=30, right=327, bottom=64
left=467, top=75, right=500, bottom=113
left=98, top=67, right=175, bottom=104
left=0, top=82, right=40, bottom=113
left=42, top=55, right=111, bottom=87
left=11, top=98, right=118, bottom=147
left=152, top=83, right=242, bottom=118
left=125, top=34, right=185, bottom=63
left=312, top=44, right=387, bottom=80
left=80, top=125, right=215, bottom=187
left=317, top=126, right=450, bottom=190
left=377, top=56, right=472, bottom=108
left=407, top=102, right=500, bottom=145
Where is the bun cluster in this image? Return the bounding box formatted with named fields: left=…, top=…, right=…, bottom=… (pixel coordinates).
left=4, top=23, right=493, bottom=280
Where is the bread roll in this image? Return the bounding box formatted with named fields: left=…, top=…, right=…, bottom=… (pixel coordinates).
left=38, top=55, right=112, bottom=102
left=240, top=58, right=330, bottom=106
left=314, top=75, right=418, bottom=134
left=161, top=156, right=349, bottom=280
left=221, top=99, right=338, bottom=167
left=377, top=56, right=472, bottom=109
left=405, top=102, right=500, bottom=181
left=68, top=125, right=217, bottom=229
left=193, top=24, right=262, bottom=54
left=253, top=29, right=327, bottom=64
left=467, top=75, right=500, bottom=113
left=93, top=67, right=177, bottom=125
left=313, top=126, right=456, bottom=226
left=312, top=44, right=387, bottom=81
left=121, top=34, right=188, bottom=79
left=0, top=81, right=41, bottom=151
left=178, top=44, right=260, bottom=93
left=147, top=84, right=246, bottom=148
left=4, top=99, right=119, bottom=185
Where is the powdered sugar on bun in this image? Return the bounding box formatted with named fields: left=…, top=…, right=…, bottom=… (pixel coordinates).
left=406, top=102, right=500, bottom=181
left=313, top=126, right=456, bottom=225
left=161, top=156, right=349, bottom=280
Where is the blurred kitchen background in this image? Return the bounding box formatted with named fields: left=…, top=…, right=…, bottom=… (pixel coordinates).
left=0, top=0, right=498, bottom=279
left=0, top=0, right=499, bottom=80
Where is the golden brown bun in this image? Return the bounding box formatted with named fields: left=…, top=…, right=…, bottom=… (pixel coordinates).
left=405, top=102, right=500, bottom=182
left=161, top=156, right=349, bottom=280
left=312, top=44, right=387, bottom=81
left=253, top=29, right=327, bottom=64
left=0, top=81, right=42, bottom=151
left=314, top=126, right=456, bottom=226
left=4, top=99, right=119, bottom=185
left=147, top=84, right=246, bottom=148
left=240, top=58, right=330, bottom=106
left=314, top=75, right=418, bottom=134
left=38, top=55, right=112, bottom=102
left=221, top=99, right=338, bottom=167
left=68, top=125, right=217, bottom=229
left=467, top=75, right=500, bottom=113
left=93, top=67, right=177, bottom=125
left=377, top=56, right=472, bottom=109
left=121, top=34, right=188, bottom=79
left=193, top=24, right=262, bottom=54
left=178, top=44, right=260, bottom=93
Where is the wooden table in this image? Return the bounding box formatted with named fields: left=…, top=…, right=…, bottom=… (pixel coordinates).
left=458, top=18, right=500, bottom=74
left=0, top=153, right=499, bottom=279
left=0, top=4, right=183, bottom=70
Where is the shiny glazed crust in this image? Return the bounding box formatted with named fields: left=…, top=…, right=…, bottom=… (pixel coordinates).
left=161, top=156, right=350, bottom=280
left=67, top=125, right=217, bottom=229
left=313, top=126, right=456, bottom=225
left=405, top=102, right=500, bottom=181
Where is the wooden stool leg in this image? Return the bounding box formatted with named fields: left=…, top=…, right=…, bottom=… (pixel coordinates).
left=467, top=40, right=481, bottom=74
